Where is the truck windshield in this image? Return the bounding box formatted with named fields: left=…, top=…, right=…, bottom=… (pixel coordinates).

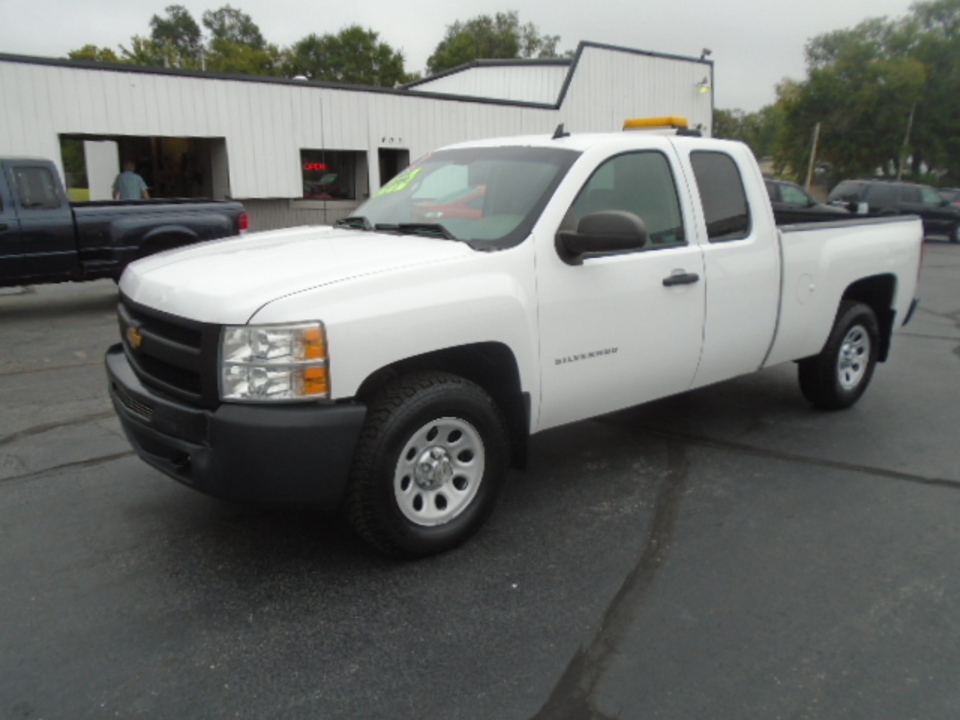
left=345, top=146, right=580, bottom=249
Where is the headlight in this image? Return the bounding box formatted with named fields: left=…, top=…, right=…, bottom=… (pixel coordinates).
left=220, top=322, right=329, bottom=402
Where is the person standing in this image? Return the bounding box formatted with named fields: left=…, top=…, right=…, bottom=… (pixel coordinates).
left=112, top=161, right=150, bottom=200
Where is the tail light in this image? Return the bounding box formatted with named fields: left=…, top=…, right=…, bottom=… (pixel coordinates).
left=238, top=212, right=250, bottom=234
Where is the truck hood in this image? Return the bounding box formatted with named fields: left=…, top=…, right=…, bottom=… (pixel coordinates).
left=120, top=225, right=474, bottom=324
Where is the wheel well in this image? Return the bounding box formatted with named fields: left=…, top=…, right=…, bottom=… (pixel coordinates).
left=842, top=274, right=896, bottom=361
left=136, top=231, right=198, bottom=259
left=355, top=343, right=530, bottom=470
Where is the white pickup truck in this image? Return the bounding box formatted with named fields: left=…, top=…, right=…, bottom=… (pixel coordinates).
left=106, top=119, right=923, bottom=558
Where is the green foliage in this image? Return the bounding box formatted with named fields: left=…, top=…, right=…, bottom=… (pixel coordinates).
left=202, top=5, right=266, bottom=49
left=149, top=4, right=203, bottom=67
left=66, top=6, right=570, bottom=88
left=777, top=0, right=960, bottom=183
left=205, top=39, right=282, bottom=75
left=426, top=11, right=562, bottom=75
left=67, top=45, right=121, bottom=63
left=284, top=26, right=410, bottom=86
left=713, top=106, right=784, bottom=159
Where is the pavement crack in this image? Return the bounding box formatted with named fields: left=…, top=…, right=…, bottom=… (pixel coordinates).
left=0, top=410, right=116, bottom=449
left=641, top=426, right=960, bottom=491
left=531, top=439, right=689, bottom=720
left=0, top=451, right=134, bottom=484
left=0, top=360, right=105, bottom=377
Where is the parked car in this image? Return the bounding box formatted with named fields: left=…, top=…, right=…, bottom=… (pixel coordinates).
left=765, top=178, right=849, bottom=224
left=828, top=178, right=960, bottom=243
left=0, top=158, right=248, bottom=288
left=107, top=121, right=923, bottom=558
left=939, top=188, right=960, bottom=207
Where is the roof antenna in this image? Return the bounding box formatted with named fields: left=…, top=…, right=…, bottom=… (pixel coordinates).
left=552, top=123, right=570, bottom=140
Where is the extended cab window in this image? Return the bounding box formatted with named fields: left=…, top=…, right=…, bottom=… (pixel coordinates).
left=690, top=152, right=750, bottom=242
left=12, top=167, right=62, bottom=210
left=569, top=151, right=685, bottom=248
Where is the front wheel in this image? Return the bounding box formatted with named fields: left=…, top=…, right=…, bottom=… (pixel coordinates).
left=344, top=372, right=510, bottom=558
left=798, top=301, right=880, bottom=410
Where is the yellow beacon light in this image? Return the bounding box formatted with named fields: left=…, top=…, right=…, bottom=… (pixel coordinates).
left=623, top=116, right=690, bottom=131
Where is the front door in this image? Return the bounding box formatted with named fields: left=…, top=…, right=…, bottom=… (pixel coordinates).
left=9, top=163, right=77, bottom=281
left=536, top=149, right=706, bottom=430
left=0, top=166, right=23, bottom=284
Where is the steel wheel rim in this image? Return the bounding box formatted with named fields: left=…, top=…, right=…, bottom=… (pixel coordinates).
left=394, top=416, right=485, bottom=527
left=837, top=324, right=871, bottom=390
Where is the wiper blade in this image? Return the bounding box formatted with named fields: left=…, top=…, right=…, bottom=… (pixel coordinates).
left=335, top=215, right=374, bottom=230
left=395, top=223, right=456, bottom=240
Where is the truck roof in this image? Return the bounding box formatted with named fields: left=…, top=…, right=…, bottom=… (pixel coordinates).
left=442, top=128, right=742, bottom=155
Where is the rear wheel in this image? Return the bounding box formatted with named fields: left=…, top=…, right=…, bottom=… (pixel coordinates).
left=345, top=371, right=509, bottom=558
left=798, top=301, right=879, bottom=410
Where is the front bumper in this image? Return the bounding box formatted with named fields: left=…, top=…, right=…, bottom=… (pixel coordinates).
left=106, top=344, right=367, bottom=508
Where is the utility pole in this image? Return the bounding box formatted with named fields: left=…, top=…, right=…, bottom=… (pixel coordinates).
left=897, top=102, right=916, bottom=181
left=804, top=123, right=821, bottom=192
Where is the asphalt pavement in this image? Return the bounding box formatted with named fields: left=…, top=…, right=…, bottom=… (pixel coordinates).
left=1, top=240, right=958, bottom=720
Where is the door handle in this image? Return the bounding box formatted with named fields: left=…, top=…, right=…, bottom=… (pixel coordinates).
left=662, top=271, right=700, bottom=287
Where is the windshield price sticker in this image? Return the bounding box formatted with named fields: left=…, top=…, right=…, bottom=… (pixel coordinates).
left=375, top=168, right=423, bottom=197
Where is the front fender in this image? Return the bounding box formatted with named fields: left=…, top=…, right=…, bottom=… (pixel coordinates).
left=248, top=243, right=542, bottom=421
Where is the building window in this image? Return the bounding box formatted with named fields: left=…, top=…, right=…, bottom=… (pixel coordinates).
left=301, top=150, right=364, bottom=200
left=690, top=151, right=750, bottom=242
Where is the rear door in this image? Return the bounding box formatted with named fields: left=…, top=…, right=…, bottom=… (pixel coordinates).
left=0, top=163, right=23, bottom=283
left=682, top=146, right=782, bottom=389
left=8, top=162, right=78, bottom=281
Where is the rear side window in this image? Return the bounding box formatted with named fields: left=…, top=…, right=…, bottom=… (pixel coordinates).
left=12, top=167, right=62, bottom=210
left=780, top=183, right=808, bottom=205
left=829, top=181, right=863, bottom=202
left=865, top=183, right=896, bottom=206
left=690, top=151, right=750, bottom=242
left=901, top=186, right=921, bottom=203
left=920, top=185, right=945, bottom=205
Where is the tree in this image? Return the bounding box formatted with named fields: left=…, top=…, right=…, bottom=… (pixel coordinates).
left=67, top=45, right=121, bottom=63
left=148, top=4, right=203, bottom=68
left=713, top=105, right=784, bottom=160
left=200, top=5, right=279, bottom=75
left=777, top=1, right=960, bottom=183
left=284, top=26, right=409, bottom=86
left=205, top=39, right=283, bottom=75
left=202, top=5, right=266, bottom=49
left=426, top=11, right=562, bottom=75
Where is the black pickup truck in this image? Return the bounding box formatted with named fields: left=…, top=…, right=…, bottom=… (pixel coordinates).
left=0, top=158, right=248, bottom=288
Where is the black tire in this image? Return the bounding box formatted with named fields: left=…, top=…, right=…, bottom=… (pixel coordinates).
left=798, top=301, right=880, bottom=410
left=345, top=371, right=510, bottom=558
left=951, top=222, right=960, bottom=244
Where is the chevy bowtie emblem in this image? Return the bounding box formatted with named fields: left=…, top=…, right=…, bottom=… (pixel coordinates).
left=126, top=326, right=144, bottom=349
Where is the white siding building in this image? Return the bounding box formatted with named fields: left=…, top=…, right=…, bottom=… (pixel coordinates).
left=0, top=41, right=714, bottom=230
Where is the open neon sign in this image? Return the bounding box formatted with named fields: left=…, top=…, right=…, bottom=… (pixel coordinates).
left=303, top=162, right=329, bottom=172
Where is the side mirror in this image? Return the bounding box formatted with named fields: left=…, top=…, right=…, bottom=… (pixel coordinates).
left=556, top=210, right=649, bottom=265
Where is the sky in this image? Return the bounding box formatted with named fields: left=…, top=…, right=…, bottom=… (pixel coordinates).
left=0, top=0, right=920, bottom=111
